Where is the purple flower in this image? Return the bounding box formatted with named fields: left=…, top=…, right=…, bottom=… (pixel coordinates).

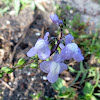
left=27, top=32, right=51, bottom=60
left=50, top=14, right=63, bottom=25
left=65, top=34, right=74, bottom=45
left=60, top=34, right=84, bottom=62
left=40, top=53, right=67, bottom=83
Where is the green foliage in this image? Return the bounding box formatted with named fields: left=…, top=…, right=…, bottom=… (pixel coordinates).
left=28, top=63, right=38, bottom=69
left=1, top=67, right=13, bottom=74
left=14, top=58, right=26, bottom=69
left=69, top=61, right=89, bottom=86
left=44, top=96, right=54, bottom=100
left=58, top=87, right=75, bottom=99
left=30, top=92, right=42, bottom=100
left=0, top=6, right=10, bottom=16
left=52, top=78, right=67, bottom=92
left=1, top=0, right=46, bottom=15
left=14, top=0, right=20, bottom=15
left=2, top=0, right=12, bottom=6
left=0, top=72, right=3, bottom=78
left=0, top=0, right=12, bottom=16
left=52, top=78, right=76, bottom=99
left=79, top=32, right=100, bottom=59
left=17, top=58, right=26, bottom=66
left=66, top=4, right=71, bottom=11
left=79, top=82, right=97, bottom=100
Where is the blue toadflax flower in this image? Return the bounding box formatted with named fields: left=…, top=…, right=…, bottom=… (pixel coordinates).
left=40, top=53, right=67, bottom=83
left=60, top=34, right=84, bottom=62
left=50, top=14, right=63, bottom=25
left=27, top=32, right=51, bottom=60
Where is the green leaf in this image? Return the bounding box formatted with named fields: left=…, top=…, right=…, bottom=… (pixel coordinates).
left=30, top=92, right=42, bottom=99
left=17, top=58, right=26, bottom=66
left=80, top=61, right=84, bottom=72
left=83, top=82, right=93, bottom=95
left=66, top=4, right=71, bottom=11
left=0, top=72, right=3, bottom=78
left=58, top=87, right=76, bottom=99
left=80, top=70, right=88, bottom=85
left=31, top=1, right=36, bottom=10
left=52, top=78, right=67, bottom=92
left=70, top=71, right=81, bottom=86
left=1, top=67, right=13, bottom=74
left=79, top=35, right=90, bottom=39
left=35, top=1, right=45, bottom=12
left=94, top=93, right=100, bottom=96
left=68, top=66, right=77, bottom=73
left=28, top=63, right=38, bottom=69
left=14, top=0, right=20, bottom=15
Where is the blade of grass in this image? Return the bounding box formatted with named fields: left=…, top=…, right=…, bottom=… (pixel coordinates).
left=80, top=70, right=88, bottom=85
left=70, top=71, right=81, bottom=86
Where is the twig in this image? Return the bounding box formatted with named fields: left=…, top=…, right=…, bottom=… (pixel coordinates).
left=12, top=60, right=36, bottom=69
left=0, top=79, right=14, bottom=91
left=9, top=31, right=27, bottom=64
left=40, top=26, right=44, bottom=38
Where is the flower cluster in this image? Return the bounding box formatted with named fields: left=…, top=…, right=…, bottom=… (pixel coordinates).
left=27, top=14, right=84, bottom=83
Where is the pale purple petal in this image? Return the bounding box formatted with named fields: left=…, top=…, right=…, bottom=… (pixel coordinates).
left=40, top=61, right=51, bottom=73
left=27, top=47, right=37, bottom=57
left=59, top=63, right=67, bottom=73
left=53, top=53, right=64, bottom=62
left=35, top=38, right=46, bottom=50
left=67, top=43, right=79, bottom=53
left=50, top=14, right=59, bottom=24
left=73, top=53, right=84, bottom=62
left=38, top=46, right=51, bottom=60
left=65, top=34, right=74, bottom=45
left=59, top=43, right=65, bottom=49
left=44, top=32, right=49, bottom=41
left=47, top=72, right=59, bottom=83
left=60, top=46, right=73, bottom=60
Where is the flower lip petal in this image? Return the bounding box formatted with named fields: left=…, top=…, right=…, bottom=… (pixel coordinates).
left=73, top=53, right=84, bottom=62
left=65, top=34, right=74, bottom=45
left=50, top=61, right=60, bottom=75
left=47, top=72, right=59, bottom=83
left=60, top=46, right=73, bottom=60
left=40, top=61, right=51, bottom=73
left=35, top=38, right=46, bottom=50
left=27, top=47, right=37, bottom=57
left=67, top=43, right=79, bottom=53
left=59, top=63, right=67, bottom=73
left=38, top=46, right=51, bottom=60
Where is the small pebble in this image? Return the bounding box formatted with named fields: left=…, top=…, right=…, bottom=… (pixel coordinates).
left=42, top=76, right=47, bottom=80
left=33, top=93, right=36, bottom=95
left=8, top=82, right=12, bottom=85
left=6, top=20, right=10, bottom=25
left=35, top=32, right=41, bottom=36
left=31, top=77, right=36, bottom=81
left=27, top=72, right=31, bottom=76
left=65, top=77, right=71, bottom=81
left=70, top=10, right=73, bottom=14
left=9, top=10, right=15, bottom=15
